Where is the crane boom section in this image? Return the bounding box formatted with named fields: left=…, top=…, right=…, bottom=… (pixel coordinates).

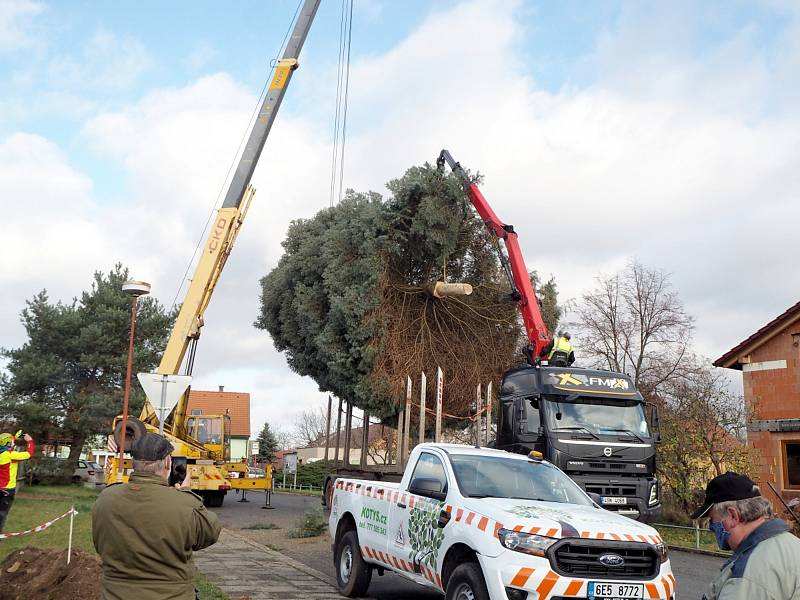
left=138, top=0, right=320, bottom=435
left=437, top=149, right=551, bottom=358
left=222, top=0, right=321, bottom=209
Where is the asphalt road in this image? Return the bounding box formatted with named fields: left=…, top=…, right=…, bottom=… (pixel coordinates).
left=211, top=490, right=725, bottom=599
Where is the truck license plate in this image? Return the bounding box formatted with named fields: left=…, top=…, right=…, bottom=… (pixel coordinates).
left=602, top=496, right=627, bottom=505
left=588, top=582, right=643, bottom=599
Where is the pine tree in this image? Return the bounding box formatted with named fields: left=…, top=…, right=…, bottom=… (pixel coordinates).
left=256, top=422, right=279, bottom=463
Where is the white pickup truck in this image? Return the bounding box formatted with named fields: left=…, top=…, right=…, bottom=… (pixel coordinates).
left=329, top=444, right=675, bottom=600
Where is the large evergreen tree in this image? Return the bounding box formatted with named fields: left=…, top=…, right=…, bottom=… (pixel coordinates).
left=257, top=163, right=560, bottom=423
left=0, top=264, right=173, bottom=464
left=256, top=422, right=279, bottom=463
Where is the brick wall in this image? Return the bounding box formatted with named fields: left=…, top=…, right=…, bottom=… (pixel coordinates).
left=742, top=324, right=800, bottom=506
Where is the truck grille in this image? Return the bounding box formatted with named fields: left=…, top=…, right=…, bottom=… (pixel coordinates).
left=548, top=539, right=658, bottom=580
left=585, top=484, right=637, bottom=496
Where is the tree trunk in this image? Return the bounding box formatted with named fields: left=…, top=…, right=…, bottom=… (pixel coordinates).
left=67, top=434, right=85, bottom=467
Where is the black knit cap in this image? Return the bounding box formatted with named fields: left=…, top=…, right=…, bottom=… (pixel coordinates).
left=131, top=432, right=173, bottom=461
left=691, top=472, right=760, bottom=520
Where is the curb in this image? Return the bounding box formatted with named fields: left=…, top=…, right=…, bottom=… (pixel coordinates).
left=667, top=544, right=730, bottom=558
left=223, top=528, right=338, bottom=587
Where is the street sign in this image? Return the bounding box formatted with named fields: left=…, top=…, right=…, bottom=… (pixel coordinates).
left=285, top=452, right=298, bottom=474
left=250, top=440, right=260, bottom=455
left=137, top=373, right=192, bottom=434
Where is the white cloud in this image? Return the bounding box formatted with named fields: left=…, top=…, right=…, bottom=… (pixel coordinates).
left=3, top=0, right=798, bottom=435
left=46, top=29, right=152, bottom=93
left=185, top=41, right=216, bottom=71
left=0, top=0, right=43, bottom=52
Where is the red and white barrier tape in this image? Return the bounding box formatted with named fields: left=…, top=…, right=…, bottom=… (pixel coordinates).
left=0, top=507, right=77, bottom=539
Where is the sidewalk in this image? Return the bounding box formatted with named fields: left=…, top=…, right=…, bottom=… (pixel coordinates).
left=195, top=529, right=341, bottom=600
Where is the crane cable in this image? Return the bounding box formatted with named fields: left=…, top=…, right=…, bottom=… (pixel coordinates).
left=169, top=0, right=305, bottom=312
left=328, top=0, right=354, bottom=208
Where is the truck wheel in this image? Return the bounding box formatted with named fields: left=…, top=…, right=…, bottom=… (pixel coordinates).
left=335, top=530, right=371, bottom=597
left=445, top=563, right=490, bottom=600
left=324, top=479, right=334, bottom=512
left=202, top=491, right=225, bottom=507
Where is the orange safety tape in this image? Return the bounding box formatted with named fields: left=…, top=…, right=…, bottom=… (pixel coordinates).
left=0, top=507, right=76, bottom=539
left=509, top=567, right=535, bottom=588
left=535, top=570, right=559, bottom=599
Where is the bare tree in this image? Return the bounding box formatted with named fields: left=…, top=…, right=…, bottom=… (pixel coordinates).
left=575, top=262, right=694, bottom=394
left=293, top=407, right=330, bottom=448
left=658, top=365, right=759, bottom=514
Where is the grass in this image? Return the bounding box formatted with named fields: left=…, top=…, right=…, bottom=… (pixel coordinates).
left=194, top=573, right=231, bottom=600
left=5, top=484, right=231, bottom=600
left=1, top=484, right=100, bottom=561
left=287, top=508, right=328, bottom=539
left=242, top=522, right=280, bottom=530
left=654, top=523, right=730, bottom=554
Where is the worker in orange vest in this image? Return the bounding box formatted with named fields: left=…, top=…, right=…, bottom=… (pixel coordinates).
left=0, top=431, right=35, bottom=531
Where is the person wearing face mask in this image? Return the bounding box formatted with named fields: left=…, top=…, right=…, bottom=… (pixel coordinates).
left=692, top=472, right=800, bottom=600
left=92, top=432, right=222, bottom=600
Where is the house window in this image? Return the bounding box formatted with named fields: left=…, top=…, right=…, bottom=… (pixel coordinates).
left=782, top=441, right=800, bottom=490
left=191, top=409, right=203, bottom=415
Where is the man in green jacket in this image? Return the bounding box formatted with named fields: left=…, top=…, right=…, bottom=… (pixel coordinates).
left=92, top=432, right=222, bottom=600
left=693, top=472, right=800, bottom=600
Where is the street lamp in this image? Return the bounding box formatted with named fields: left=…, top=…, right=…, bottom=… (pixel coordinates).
left=117, top=280, right=151, bottom=482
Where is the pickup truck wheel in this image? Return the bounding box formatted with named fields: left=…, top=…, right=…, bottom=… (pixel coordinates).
left=445, top=563, right=489, bottom=600
left=335, top=530, right=371, bottom=597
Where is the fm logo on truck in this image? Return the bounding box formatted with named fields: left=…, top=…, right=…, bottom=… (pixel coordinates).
left=552, top=373, right=630, bottom=390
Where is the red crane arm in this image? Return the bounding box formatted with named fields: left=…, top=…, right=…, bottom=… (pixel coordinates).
left=437, top=150, right=551, bottom=359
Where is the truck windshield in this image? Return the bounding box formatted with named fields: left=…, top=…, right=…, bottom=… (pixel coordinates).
left=449, top=454, right=593, bottom=506
left=546, top=397, right=649, bottom=438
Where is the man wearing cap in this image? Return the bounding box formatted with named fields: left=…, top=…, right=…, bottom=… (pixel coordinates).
left=0, top=431, right=34, bottom=531
left=92, top=432, right=222, bottom=600
left=693, top=472, right=800, bottom=600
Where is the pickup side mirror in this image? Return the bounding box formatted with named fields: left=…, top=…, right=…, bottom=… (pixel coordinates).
left=409, top=477, right=447, bottom=501
left=588, top=492, right=603, bottom=507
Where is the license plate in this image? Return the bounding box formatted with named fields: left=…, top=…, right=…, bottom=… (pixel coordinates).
left=588, top=582, right=643, bottom=600
left=602, top=496, right=627, bottom=505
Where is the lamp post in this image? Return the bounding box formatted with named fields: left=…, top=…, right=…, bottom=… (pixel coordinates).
left=117, top=280, right=151, bottom=482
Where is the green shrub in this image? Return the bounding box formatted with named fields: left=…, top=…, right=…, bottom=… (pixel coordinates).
left=275, top=460, right=332, bottom=489
left=287, top=508, right=327, bottom=539
left=25, top=457, right=74, bottom=485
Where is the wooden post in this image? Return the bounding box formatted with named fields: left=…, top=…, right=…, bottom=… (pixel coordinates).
left=435, top=366, right=443, bottom=443
left=324, top=395, right=332, bottom=464
left=334, top=397, right=343, bottom=466
left=419, top=372, right=427, bottom=444
left=475, top=383, right=482, bottom=447
left=485, top=381, right=493, bottom=446
left=403, top=377, right=412, bottom=464
left=360, top=411, right=369, bottom=468
left=343, top=401, right=353, bottom=466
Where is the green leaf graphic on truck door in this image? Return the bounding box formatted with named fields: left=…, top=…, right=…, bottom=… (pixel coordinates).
left=407, top=499, right=445, bottom=571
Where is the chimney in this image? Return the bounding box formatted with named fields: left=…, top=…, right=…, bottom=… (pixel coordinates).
left=218, top=385, right=224, bottom=393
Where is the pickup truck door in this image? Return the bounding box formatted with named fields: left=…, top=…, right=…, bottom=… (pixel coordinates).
left=387, top=451, right=450, bottom=588
left=353, top=480, right=392, bottom=558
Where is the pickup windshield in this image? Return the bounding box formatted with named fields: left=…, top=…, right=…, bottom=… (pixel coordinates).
left=449, top=454, right=593, bottom=506
left=545, top=397, right=649, bottom=438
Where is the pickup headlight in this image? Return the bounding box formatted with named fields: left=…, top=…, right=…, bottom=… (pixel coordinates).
left=648, top=481, right=659, bottom=506
left=498, top=528, right=557, bottom=557
left=653, top=542, right=669, bottom=563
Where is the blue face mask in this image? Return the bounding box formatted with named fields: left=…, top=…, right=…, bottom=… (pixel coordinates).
left=709, top=521, right=731, bottom=551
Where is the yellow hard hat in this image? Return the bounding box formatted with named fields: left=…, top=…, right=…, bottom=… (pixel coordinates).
left=0, top=433, right=14, bottom=446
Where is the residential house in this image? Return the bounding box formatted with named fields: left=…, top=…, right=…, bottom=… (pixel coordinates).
left=298, top=423, right=396, bottom=466
left=715, top=301, right=800, bottom=507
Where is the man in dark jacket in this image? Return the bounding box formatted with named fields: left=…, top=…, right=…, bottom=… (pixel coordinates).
left=92, top=432, right=222, bottom=600
left=693, top=472, right=800, bottom=600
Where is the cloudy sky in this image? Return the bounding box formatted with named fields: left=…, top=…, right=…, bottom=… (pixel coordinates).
left=1, top=0, right=797, bottom=437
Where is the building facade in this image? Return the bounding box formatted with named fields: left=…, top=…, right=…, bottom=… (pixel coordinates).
left=716, top=301, right=800, bottom=507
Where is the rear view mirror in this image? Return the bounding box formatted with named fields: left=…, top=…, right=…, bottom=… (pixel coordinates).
left=409, top=477, right=446, bottom=501
left=588, top=492, right=603, bottom=507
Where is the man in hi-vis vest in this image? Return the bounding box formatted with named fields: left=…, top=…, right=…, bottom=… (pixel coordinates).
left=0, top=431, right=35, bottom=531
left=540, top=332, right=575, bottom=367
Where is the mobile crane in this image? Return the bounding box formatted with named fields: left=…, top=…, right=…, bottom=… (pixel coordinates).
left=436, top=149, right=663, bottom=522
left=105, top=0, right=321, bottom=506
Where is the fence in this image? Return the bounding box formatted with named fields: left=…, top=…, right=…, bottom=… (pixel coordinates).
left=653, top=522, right=729, bottom=554
left=273, top=482, right=323, bottom=493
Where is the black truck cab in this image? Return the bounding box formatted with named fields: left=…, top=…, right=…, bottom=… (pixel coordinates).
left=496, top=365, right=662, bottom=522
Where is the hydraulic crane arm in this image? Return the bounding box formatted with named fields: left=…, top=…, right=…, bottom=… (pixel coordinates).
left=139, top=0, right=321, bottom=436
left=437, top=149, right=551, bottom=361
